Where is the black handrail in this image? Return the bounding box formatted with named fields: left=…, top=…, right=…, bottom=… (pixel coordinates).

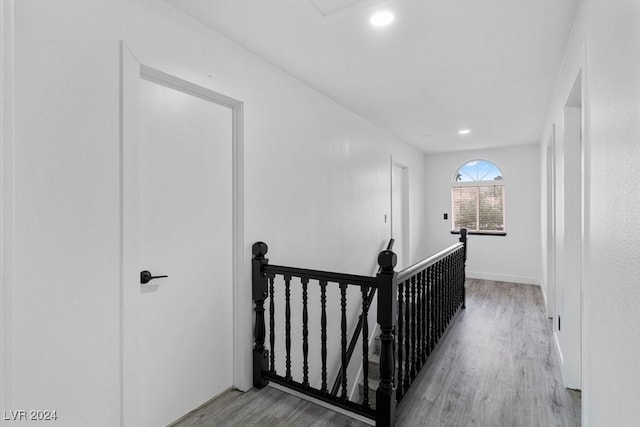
left=396, top=242, right=463, bottom=282
left=263, top=264, right=379, bottom=287
left=379, top=239, right=395, bottom=272
left=252, top=230, right=467, bottom=426
left=330, top=238, right=395, bottom=397
left=393, top=229, right=468, bottom=403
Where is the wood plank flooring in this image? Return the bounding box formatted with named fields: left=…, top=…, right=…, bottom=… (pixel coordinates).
left=170, top=386, right=368, bottom=427
left=172, top=279, right=580, bottom=427
left=394, top=279, right=580, bottom=427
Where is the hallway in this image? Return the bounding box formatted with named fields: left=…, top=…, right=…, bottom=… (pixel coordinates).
left=173, top=279, right=580, bottom=426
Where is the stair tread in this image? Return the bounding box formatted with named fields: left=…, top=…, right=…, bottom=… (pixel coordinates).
left=359, top=377, right=380, bottom=390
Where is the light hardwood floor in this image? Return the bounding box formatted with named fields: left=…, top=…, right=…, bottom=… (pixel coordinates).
left=172, top=279, right=580, bottom=427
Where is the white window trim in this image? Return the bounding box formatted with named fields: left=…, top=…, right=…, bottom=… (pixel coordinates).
left=450, top=181, right=506, bottom=234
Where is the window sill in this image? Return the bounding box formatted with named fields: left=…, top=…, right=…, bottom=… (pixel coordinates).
left=450, top=230, right=507, bottom=237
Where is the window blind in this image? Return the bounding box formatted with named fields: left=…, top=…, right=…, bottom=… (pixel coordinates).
left=452, top=185, right=504, bottom=232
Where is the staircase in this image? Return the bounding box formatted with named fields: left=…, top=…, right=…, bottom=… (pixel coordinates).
left=356, top=301, right=422, bottom=408
left=357, top=333, right=382, bottom=408
left=252, top=230, right=468, bottom=426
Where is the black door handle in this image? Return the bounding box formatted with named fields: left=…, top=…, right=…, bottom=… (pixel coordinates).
left=140, top=270, right=168, bottom=284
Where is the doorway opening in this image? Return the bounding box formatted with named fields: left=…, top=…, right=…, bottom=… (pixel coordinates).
left=546, top=126, right=556, bottom=320
left=121, top=43, right=245, bottom=427
left=556, top=71, right=583, bottom=390
left=391, top=160, right=409, bottom=270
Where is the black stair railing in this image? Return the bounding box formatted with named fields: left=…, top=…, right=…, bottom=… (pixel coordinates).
left=252, top=229, right=468, bottom=427
left=394, top=228, right=468, bottom=402
left=375, top=249, right=398, bottom=426
left=330, top=238, right=395, bottom=397
left=252, top=242, right=380, bottom=419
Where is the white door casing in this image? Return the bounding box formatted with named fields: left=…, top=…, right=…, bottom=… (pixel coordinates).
left=391, top=160, right=409, bottom=270
left=546, top=127, right=556, bottom=320
left=120, top=43, right=245, bottom=426
left=1, top=0, right=16, bottom=414
left=554, top=66, right=583, bottom=391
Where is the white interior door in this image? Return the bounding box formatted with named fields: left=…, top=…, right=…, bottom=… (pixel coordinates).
left=558, top=73, right=583, bottom=390
left=546, top=136, right=556, bottom=320
left=391, top=163, right=409, bottom=270
left=125, top=73, right=234, bottom=426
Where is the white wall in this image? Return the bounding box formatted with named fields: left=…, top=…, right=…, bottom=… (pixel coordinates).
left=424, top=144, right=541, bottom=285
left=0, top=0, right=15, bottom=419
left=540, top=0, right=640, bottom=424
left=0, top=0, right=427, bottom=425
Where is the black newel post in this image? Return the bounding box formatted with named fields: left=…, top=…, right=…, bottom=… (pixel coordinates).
left=376, top=249, right=398, bottom=427
left=458, top=228, right=467, bottom=309
left=252, top=242, right=270, bottom=389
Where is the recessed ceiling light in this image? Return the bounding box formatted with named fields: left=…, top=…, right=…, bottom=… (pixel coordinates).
left=458, top=129, right=471, bottom=135
left=370, top=11, right=394, bottom=27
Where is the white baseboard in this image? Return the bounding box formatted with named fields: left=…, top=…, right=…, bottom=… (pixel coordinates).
left=268, top=383, right=375, bottom=426
left=539, top=281, right=551, bottom=317
left=553, top=331, right=564, bottom=367
left=466, top=271, right=541, bottom=286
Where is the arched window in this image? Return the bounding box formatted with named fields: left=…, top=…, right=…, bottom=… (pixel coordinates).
left=451, top=159, right=505, bottom=234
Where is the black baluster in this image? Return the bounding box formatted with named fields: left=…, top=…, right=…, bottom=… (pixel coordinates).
left=423, top=271, right=428, bottom=358
left=452, top=252, right=457, bottom=310
left=269, top=274, right=275, bottom=373
left=432, top=263, right=437, bottom=345
left=440, top=259, right=447, bottom=338
left=421, top=270, right=427, bottom=364
left=285, top=274, right=292, bottom=381
left=446, top=257, right=450, bottom=323
left=302, top=276, right=310, bottom=388
left=455, top=254, right=459, bottom=308
left=459, top=248, right=464, bottom=307
left=460, top=228, right=467, bottom=309
left=453, top=249, right=460, bottom=311
left=415, top=273, right=421, bottom=371
left=444, top=257, right=449, bottom=324
left=460, top=249, right=464, bottom=305
left=404, top=279, right=410, bottom=392
left=442, top=259, right=447, bottom=327
left=411, top=275, right=417, bottom=380
left=430, top=264, right=436, bottom=351
left=443, top=261, right=447, bottom=326
left=340, top=282, right=348, bottom=400
left=460, top=248, right=464, bottom=306
left=427, top=265, right=433, bottom=353
left=252, top=242, right=269, bottom=388
left=376, top=249, right=397, bottom=426
left=442, top=257, right=449, bottom=328
left=446, top=255, right=451, bottom=323
left=453, top=250, right=459, bottom=309
left=446, top=257, right=450, bottom=324
left=424, top=266, right=431, bottom=354
left=440, top=260, right=444, bottom=333
left=439, top=261, right=443, bottom=331
left=452, top=255, right=456, bottom=314
left=320, top=280, right=328, bottom=393
left=362, top=286, right=370, bottom=409
left=452, top=252, right=457, bottom=309
left=397, top=280, right=404, bottom=401
left=435, top=260, right=441, bottom=340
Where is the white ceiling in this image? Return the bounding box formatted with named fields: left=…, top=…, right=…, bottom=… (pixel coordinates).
left=164, top=0, right=580, bottom=153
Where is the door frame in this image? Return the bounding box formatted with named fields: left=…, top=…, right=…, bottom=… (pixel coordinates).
left=560, top=74, right=580, bottom=388
left=554, top=50, right=586, bottom=391
left=546, top=126, right=556, bottom=320
left=1, top=0, right=15, bottom=414
left=120, top=43, right=246, bottom=426
left=390, top=158, right=409, bottom=269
